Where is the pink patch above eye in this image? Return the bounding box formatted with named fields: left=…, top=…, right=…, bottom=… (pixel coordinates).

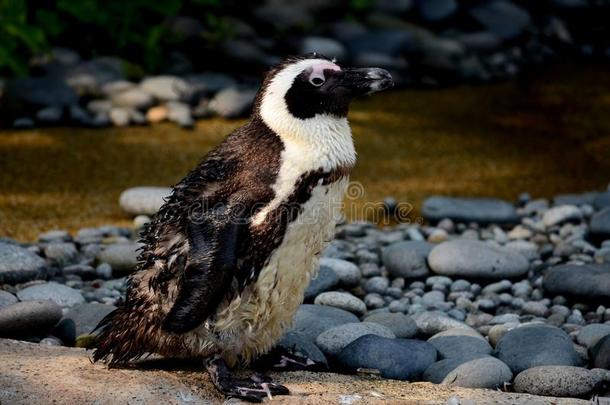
left=309, top=62, right=341, bottom=82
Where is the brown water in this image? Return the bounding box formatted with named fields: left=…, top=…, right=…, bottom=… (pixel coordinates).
left=1, top=64, right=609, bottom=241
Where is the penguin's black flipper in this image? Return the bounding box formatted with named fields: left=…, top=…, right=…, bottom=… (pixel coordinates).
left=162, top=203, right=246, bottom=334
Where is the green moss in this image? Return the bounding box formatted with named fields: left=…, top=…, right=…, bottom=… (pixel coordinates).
left=0, top=64, right=609, bottom=241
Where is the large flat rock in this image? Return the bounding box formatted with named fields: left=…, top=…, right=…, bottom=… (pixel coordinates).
left=0, top=339, right=589, bottom=404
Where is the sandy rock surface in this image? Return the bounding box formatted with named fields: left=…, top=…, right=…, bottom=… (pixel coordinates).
left=0, top=339, right=588, bottom=405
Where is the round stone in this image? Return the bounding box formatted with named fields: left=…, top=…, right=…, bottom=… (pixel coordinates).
left=543, top=264, right=610, bottom=299
left=363, top=312, right=418, bottom=338
left=542, top=205, right=582, bottom=227
left=0, top=300, right=62, bottom=338
left=314, top=292, right=366, bottom=316
left=435, top=356, right=513, bottom=389
left=17, top=282, right=85, bottom=308
left=319, top=258, right=361, bottom=287
left=412, top=311, right=476, bottom=337
left=337, top=335, right=436, bottom=380
left=43, top=242, right=78, bottom=266
left=63, top=303, right=116, bottom=336
left=364, top=276, right=389, bottom=294
left=576, top=324, right=610, bottom=348
left=140, top=76, right=188, bottom=101
left=428, top=239, right=529, bottom=279
left=291, top=304, right=359, bottom=341
left=276, top=331, right=327, bottom=367
left=95, top=243, right=140, bottom=276
left=428, top=328, right=492, bottom=359
left=422, top=196, right=519, bottom=225
left=119, top=187, right=171, bottom=216
left=591, top=335, right=610, bottom=369
left=315, top=322, right=395, bottom=356
left=0, top=290, right=18, bottom=309
left=495, top=324, right=580, bottom=373
left=382, top=241, right=433, bottom=279
left=0, top=242, right=46, bottom=284
left=514, top=366, right=602, bottom=398
left=304, top=266, right=339, bottom=300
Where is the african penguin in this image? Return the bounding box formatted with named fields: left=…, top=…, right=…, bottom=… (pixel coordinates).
left=93, top=54, right=393, bottom=402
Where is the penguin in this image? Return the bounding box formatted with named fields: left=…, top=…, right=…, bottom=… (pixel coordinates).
left=92, top=54, right=393, bottom=402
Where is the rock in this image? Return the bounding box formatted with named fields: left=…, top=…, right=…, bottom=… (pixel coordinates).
left=5, top=77, right=78, bottom=107
left=495, top=324, right=580, bottom=373
left=590, top=208, right=610, bottom=240
left=108, top=107, right=130, bottom=126
left=374, top=0, right=413, bottom=13
left=38, top=230, right=71, bottom=243
left=146, top=105, right=168, bottom=123
left=383, top=241, right=433, bottom=279
left=428, top=239, right=529, bottom=279
left=0, top=300, right=62, bottom=338
left=576, top=324, right=610, bottom=348
left=17, top=282, right=85, bottom=308
left=593, top=192, right=610, bottom=210
left=110, top=87, right=154, bottom=109
left=363, top=312, right=418, bottom=338
left=87, top=99, right=113, bottom=115
left=140, top=76, right=187, bottom=101
left=254, top=4, right=313, bottom=31
left=208, top=87, right=256, bottom=118
left=543, top=264, right=610, bottom=299
left=64, top=57, right=126, bottom=94
left=36, top=105, right=63, bottom=124
left=514, top=366, right=602, bottom=398
left=0, top=243, right=46, bottom=284
left=337, top=335, right=436, bottom=380
left=470, top=1, right=532, bottom=40
left=291, top=304, right=359, bottom=341
left=0, top=291, right=18, bottom=309
left=522, top=301, right=548, bottom=317
left=423, top=353, right=486, bottom=382
left=433, top=356, right=513, bottom=389
left=345, top=30, right=416, bottom=57
left=119, top=187, right=171, bottom=216
left=505, top=240, right=539, bottom=261
left=418, top=0, right=457, bottom=21
left=43, top=242, right=78, bottom=266
left=542, top=205, right=582, bottom=227
left=63, top=303, right=116, bottom=336
left=412, top=311, right=476, bottom=336
left=275, top=331, right=327, bottom=367
left=314, top=292, right=366, bottom=316
left=300, top=37, right=347, bottom=61
left=422, top=197, right=519, bottom=225
left=553, top=192, right=598, bottom=207
left=95, top=243, right=140, bottom=276
left=315, top=322, right=395, bottom=356
left=304, top=266, right=339, bottom=300
left=185, top=73, right=236, bottom=94
left=166, top=101, right=194, bottom=128
left=62, top=264, right=96, bottom=279
left=457, top=31, right=502, bottom=52
left=591, top=334, right=610, bottom=369
left=428, top=328, right=492, bottom=359
left=319, top=258, right=361, bottom=287
left=12, top=117, right=34, bottom=128
left=364, top=276, right=389, bottom=294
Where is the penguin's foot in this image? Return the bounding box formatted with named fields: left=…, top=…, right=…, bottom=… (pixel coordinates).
left=255, top=347, right=328, bottom=372
left=205, top=354, right=289, bottom=403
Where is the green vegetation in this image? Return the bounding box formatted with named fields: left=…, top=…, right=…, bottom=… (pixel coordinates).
left=0, top=0, right=225, bottom=76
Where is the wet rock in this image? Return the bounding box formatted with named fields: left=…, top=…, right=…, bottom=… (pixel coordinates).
left=383, top=241, right=433, bottom=279
left=495, top=324, right=580, bottom=373
left=315, top=322, right=395, bottom=356
left=314, top=292, right=366, bottom=316
left=543, top=264, right=610, bottom=299
left=95, top=243, right=140, bottom=276
left=363, top=312, right=418, bottom=338
left=17, top=282, right=85, bottom=308
left=514, top=366, right=602, bottom=397
left=119, top=187, right=171, bottom=216
left=0, top=300, right=62, bottom=338
left=428, top=328, right=492, bottom=359
left=0, top=243, right=46, bottom=284
left=422, top=197, right=519, bottom=225
left=429, top=239, right=529, bottom=279
left=591, top=334, right=610, bottom=369
left=337, top=335, right=436, bottom=380
left=470, top=1, right=532, bottom=40
left=304, top=266, right=339, bottom=300
left=63, top=303, right=116, bottom=336
left=319, top=258, right=361, bottom=287
left=291, top=304, right=359, bottom=341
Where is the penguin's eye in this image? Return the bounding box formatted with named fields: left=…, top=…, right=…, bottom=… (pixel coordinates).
left=310, top=77, right=325, bottom=87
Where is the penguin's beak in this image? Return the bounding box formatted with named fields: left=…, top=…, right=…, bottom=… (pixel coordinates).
left=338, top=67, right=394, bottom=96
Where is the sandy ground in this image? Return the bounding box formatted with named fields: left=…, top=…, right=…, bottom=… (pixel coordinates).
left=0, top=339, right=589, bottom=405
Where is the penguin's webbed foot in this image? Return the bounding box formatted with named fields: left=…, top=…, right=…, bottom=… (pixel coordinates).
left=205, top=355, right=289, bottom=403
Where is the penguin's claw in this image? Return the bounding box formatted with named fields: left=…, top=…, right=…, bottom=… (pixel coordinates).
left=205, top=354, right=289, bottom=402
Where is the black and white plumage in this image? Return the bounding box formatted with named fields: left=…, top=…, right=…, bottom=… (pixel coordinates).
left=93, top=54, right=392, bottom=401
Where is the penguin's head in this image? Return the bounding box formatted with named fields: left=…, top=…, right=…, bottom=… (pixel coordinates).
left=255, top=54, right=393, bottom=126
